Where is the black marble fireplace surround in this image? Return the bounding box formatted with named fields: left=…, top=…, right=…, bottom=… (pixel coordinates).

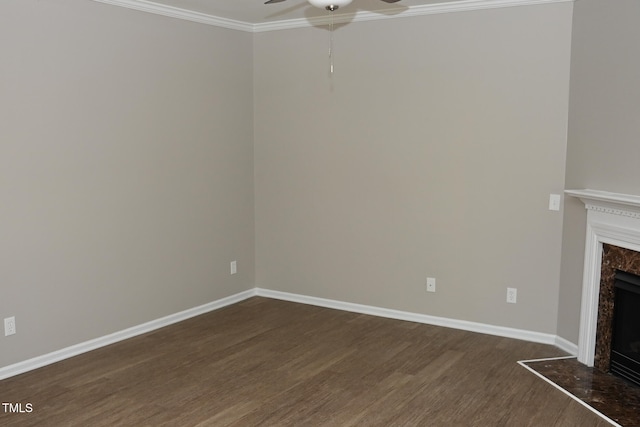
left=596, top=244, right=640, bottom=373
left=610, top=270, right=640, bottom=386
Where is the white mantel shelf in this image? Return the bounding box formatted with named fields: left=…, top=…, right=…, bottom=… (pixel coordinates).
left=565, top=189, right=640, bottom=219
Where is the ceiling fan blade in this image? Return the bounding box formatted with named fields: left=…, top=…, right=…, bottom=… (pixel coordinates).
left=379, top=0, right=402, bottom=3
left=265, top=0, right=287, bottom=4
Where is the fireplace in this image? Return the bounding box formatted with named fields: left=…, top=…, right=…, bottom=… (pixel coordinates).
left=565, top=189, right=640, bottom=369
left=610, top=270, right=640, bottom=386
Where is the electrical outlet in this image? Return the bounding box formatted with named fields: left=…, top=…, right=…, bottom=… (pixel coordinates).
left=426, top=277, right=436, bottom=293
left=230, top=260, right=237, bottom=275
left=4, top=316, right=16, bottom=336
left=506, top=288, right=517, bottom=304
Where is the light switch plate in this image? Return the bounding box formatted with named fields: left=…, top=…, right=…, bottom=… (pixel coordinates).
left=549, top=194, right=561, bottom=211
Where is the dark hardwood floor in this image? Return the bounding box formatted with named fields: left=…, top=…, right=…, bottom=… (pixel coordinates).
left=0, top=297, right=612, bottom=426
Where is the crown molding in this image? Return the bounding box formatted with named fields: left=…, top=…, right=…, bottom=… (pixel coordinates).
left=89, top=0, right=574, bottom=33
left=254, top=0, right=574, bottom=32
left=90, top=0, right=254, bottom=32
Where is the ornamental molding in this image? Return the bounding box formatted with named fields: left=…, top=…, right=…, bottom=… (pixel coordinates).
left=565, top=189, right=640, bottom=220
left=90, top=0, right=574, bottom=33
left=583, top=203, right=640, bottom=220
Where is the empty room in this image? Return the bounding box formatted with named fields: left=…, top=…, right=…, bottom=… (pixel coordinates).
left=1, top=0, right=639, bottom=425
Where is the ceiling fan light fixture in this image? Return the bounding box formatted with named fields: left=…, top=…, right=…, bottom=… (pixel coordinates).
left=307, top=0, right=353, bottom=11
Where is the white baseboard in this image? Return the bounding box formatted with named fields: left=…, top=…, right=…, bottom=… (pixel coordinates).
left=0, top=287, right=578, bottom=381
left=0, top=289, right=256, bottom=381
left=554, top=335, right=579, bottom=356
left=255, top=288, right=562, bottom=347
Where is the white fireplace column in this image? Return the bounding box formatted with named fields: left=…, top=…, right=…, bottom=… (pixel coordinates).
left=565, top=189, right=640, bottom=367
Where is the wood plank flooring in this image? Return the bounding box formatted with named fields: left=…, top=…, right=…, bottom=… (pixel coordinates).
left=0, top=297, right=612, bottom=426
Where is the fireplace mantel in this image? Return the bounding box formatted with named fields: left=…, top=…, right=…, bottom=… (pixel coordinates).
left=565, top=189, right=640, bottom=218
left=566, top=189, right=640, bottom=367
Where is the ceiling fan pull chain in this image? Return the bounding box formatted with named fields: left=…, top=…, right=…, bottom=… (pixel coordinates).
left=329, top=14, right=334, bottom=74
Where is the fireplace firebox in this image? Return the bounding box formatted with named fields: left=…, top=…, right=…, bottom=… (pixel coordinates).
left=611, top=270, right=640, bottom=386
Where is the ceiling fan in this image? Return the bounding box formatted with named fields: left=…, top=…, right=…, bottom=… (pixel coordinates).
left=264, top=0, right=403, bottom=75
left=264, top=0, right=401, bottom=12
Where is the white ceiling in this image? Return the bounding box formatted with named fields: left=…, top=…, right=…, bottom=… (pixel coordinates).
left=111, top=0, right=463, bottom=25
left=93, top=0, right=568, bottom=31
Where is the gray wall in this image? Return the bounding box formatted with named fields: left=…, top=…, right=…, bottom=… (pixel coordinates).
left=0, top=0, right=254, bottom=368
left=558, top=0, right=640, bottom=342
left=254, top=4, right=573, bottom=333
left=1, top=0, right=592, bottom=371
